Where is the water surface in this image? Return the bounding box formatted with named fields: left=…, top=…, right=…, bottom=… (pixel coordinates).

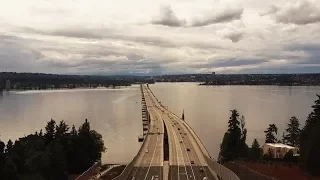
left=0, top=83, right=319, bottom=163
left=0, top=86, right=142, bottom=164
left=149, top=83, right=320, bottom=158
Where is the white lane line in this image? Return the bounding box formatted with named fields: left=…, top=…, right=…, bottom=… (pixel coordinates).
left=171, top=118, right=196, bottom=180
left=147, top=86, right=212, bottom=179
left=170, top=120, right=190, bottom=180
left=144, top=132, right=160, bottom=180
left=174, top=116, right=211, bottom=179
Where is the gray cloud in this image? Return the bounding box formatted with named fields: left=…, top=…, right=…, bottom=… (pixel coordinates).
left=264, top=1, right=320, bottom=25
left=190, top=58, right=266, bottom=69
left=151, top=6, right=186, bottom=27
left=224, top=32, right=244, bottom=42
left=45, top=57, right=170, bottom=75
left=286, top=43, right=320, bottom=64
left=20, top=27, right=108, bottom=39
left=150, top=6, right=243, bottom=27
left=190, top=8, right=243, bottom=27
left=0, top=34, right=175, bottom=74
left=260, top=5, right=279, bottom=16
left=0, top=35, right=44, bottom=72
left=19, top=26, right=226, bottom=50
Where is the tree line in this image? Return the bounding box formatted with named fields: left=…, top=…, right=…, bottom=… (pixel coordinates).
left=219, top=94, right=320, bottom=175
left=0, top=72, right=157, bottom=90
left=0, top=119, right=105, bottom=180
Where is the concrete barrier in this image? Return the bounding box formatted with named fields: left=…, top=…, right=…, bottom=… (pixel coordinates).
left=75, top=161, right=101, bottom=180
left=204, top=156, right=241, bottom=180
left=113, top=86, right=150, bottom=180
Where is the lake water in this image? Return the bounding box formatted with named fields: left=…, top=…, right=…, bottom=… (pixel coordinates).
left=0, top=83, right=319, bottom=164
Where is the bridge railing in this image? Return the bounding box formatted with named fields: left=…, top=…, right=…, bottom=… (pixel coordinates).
left=112, top=129, right=149, bottom=180
left=204, top=156, right=240, bottom=180
left=164, top=105, right=241, bottom=180
left=113, top=87, right=149, bottom=180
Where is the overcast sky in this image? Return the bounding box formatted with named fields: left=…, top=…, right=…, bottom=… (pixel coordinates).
left=1, top=0, right=320, bottom=75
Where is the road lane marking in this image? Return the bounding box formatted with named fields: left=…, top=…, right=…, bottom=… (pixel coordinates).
left=143, top=134, right=160, bottom=180
left=170, top=120, right=190, bottom=180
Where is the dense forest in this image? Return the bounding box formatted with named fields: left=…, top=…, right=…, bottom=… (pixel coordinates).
left=0, top=72, right=155, bottom=90
left=219, top=94, right=320, bottom=175
left=0, top=119, right=105, bottom=180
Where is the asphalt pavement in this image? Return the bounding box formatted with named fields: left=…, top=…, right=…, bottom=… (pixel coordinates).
left=122, top=85, right=217, bottom=180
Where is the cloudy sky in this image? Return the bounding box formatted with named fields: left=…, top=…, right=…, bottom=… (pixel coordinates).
left=1, top=0, right=320, bottom=75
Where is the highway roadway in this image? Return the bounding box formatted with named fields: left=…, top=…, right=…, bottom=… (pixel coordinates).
left=121, top=85, right=217, bottom=180
left=125, top=86, right=164, bottom=180
left=145, top=86, right=217, bottom=180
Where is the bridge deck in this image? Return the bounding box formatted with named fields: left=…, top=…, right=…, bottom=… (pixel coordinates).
left=120, top=85, right=218, bottom=180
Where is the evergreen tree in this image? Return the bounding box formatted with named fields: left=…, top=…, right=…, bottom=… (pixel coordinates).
left=284, top=116, right=300, bottom=146
left=79, top=119, right=90, bottom=134
left=249, top=139, right=262, bottom=159
left=0, top=139, right=5, bottom=177
left=0, top=118, right=106, bottom=178
left=55, top=120, right=69, bottom=139
left=239, top=116, right=249, bottom=157
left=2, top=158, right=19, bottom=180
left=39, top=129, right=43, bottom=137
left=41, top=141, right=68, bottom=180
left=264, top=124, right=278, bottom=143
left=5, top=140, right=13, bottom=155
left=70, top=125, right=77, bottom=136
left=219, top=110, right=248, bottom=161
left=44, top=119, right=56, bottom=145
left=300, top=95, right=320, bottom=175
left=282, top=132, right=286, bottom=144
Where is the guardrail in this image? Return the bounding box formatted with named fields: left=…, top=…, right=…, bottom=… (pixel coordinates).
left=75, top=161, right=101, bottom=180
left=204, top=156, right=240, bottom=180
left=159, top=99, right=241, bottom=180
left=163, top=104, right=241, bottom=180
